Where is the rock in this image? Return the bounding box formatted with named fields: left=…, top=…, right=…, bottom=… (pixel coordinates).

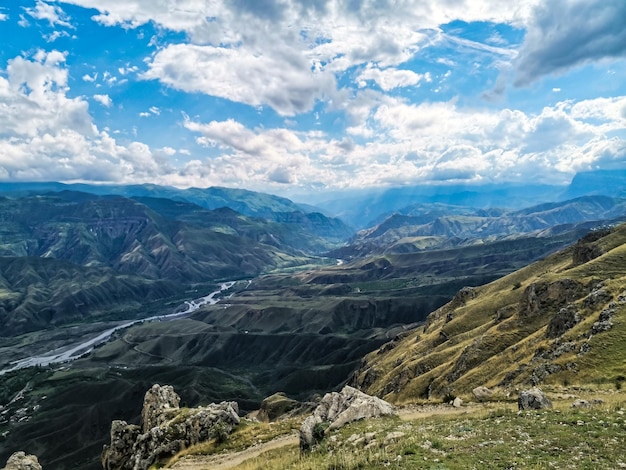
left=2, top=452, right=42, bottom=470
left=452, top=397, right=463, bottom=408
left=101, top=421, right=141, bottom=470
left=256, top=392, right=300, bottom=422
left=546, top=305, right=580, bottom=338
left=472, top=386, right=493, bottom=402
left=518, top=388, right=553, bottom=410
left=384, top=431, right=405, bottom=444
left=571, top=399, right=604, bottom=408
left=591, top=305, right=616, bottom=334
left=519, top=279, right=586, bottom=317
left=141, top=384, right=180, bottom=432
left=102, top=384, right=240, bottom=470
left=299, top=386, right=396, bottom=450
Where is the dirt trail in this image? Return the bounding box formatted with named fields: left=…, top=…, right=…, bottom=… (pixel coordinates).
left=169, top=403, right=497, bottom=469
left=169, top=433, right=298, bottom=470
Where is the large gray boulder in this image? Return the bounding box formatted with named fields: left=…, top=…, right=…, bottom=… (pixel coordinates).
left=102, top=384, right=240, bottom=470
left=518, top=388, right=552, bottom=410
left=2, top=452, right=42, bottom=470
left=300, top=386, right=396, bottom=450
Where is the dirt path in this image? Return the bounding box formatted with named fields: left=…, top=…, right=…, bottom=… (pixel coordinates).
left=169, top=433, right=298, bottom=470
left=169, top=403, right=502, bottom=469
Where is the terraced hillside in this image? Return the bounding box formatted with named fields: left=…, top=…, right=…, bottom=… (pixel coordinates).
left=353, top=224, right=626, bottom=402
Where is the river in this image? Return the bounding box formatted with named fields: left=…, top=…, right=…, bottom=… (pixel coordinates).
left=0, top=281, right=236, bottom=375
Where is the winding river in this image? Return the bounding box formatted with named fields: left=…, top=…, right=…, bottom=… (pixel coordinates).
left=0, top=281, right=236, bottom=375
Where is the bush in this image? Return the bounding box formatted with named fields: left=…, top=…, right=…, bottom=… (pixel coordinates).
left=211, top=421, right=231, bottom=444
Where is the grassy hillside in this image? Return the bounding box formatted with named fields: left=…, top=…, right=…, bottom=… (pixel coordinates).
left=353, top=224, right=626, bottom=403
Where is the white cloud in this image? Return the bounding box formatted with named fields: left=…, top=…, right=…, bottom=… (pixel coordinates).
left=0, top=12, right=7, bottom=21
left=357, top=65, right=425, bottom=91
left=25, top=0, right=73, bottom=28
left=0, top=51, right=169, bottom=184
left=144, top=43, right=336, bottom=116
left=82, top=73, right=97, bottom=82
left=62, top=0, right=540, bottom=115
left=44, top=30, right=70, bottom=42
left=93, top=94, right=112, bottom=107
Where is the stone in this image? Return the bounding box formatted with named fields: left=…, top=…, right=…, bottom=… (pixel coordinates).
left=571, top=399, right=604, bottom=408
left=102, top=384, right=240, bottom=470
left=101, top=421, right=141, bottom=470
left=299, top=386, right=396, bottom=450
left=472, top=386, right=493, bottom=402
left=545, top=305, right=580, bottom=338
left=452, top=397, right=463, bottom=408
left=141, top=384, right=180, bottom=432
left=2, top=452, right=42, bottom=470
left=518, top=388, right=553, bottom=410
left=256, top=392, right=300, bottom=422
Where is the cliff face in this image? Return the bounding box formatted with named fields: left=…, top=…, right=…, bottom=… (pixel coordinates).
left=102, top=384, right=239, bottom=470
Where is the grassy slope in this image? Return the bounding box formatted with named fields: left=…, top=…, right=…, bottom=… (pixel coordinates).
left=163, top=393, right=626, bottom=470
left=353, top=225, right=626, bottom=403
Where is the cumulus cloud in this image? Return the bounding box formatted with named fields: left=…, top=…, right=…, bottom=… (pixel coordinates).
left=93, top=94, right=112, bottom=107
left=62, top=0, right=537, bottom=115
left=0, top=51, right=167, bottom=183
left=144, top=44, right=336, bottom=116
left=515, top=0, right=626, bottom=85
left=25, top=0, right=73, bottom=28
left=357, top=65, right=427, bottom=91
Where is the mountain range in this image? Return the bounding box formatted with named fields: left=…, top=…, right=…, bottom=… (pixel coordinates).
left=1, top=169, right=626, bottom=469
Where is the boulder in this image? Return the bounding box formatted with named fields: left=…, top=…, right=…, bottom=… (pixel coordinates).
left=102, top=384, right=240, bottom=470
left=472, top=386, right=493, bottom=402
left=571, top=399, right=604, bottom=408
left=518, top=388, right=552, bottom=410
left=299, top=386, right=396, bottom=450
left=452, top=397, right=463, bottom=408
left=1, top=452, right=41, bottom=470
left=256, top=392, right=300, bottom=422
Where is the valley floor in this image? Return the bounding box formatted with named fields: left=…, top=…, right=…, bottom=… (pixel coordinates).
left=163, top=388, right=626, bottom=470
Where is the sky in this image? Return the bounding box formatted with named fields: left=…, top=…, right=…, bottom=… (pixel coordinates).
left=0, top=0, right=625, bottom=198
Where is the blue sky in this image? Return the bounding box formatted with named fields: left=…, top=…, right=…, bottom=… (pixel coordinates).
left=0, top=0, right=624, bottom=198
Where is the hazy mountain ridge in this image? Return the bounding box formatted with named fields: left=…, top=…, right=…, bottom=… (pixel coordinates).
left=343, top=195, right=626, bottom=256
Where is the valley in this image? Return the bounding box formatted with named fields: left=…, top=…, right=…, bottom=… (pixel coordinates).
left=0, top=176, right=625, bottom=469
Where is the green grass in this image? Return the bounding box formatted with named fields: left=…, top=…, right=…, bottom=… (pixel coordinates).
left=227, top=399, right=626, bottom=469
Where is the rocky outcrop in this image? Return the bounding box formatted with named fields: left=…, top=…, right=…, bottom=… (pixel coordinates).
left=1, top=452, right=42, bottom=470
left=518, top=388, right=552, bottom=410
left=299, top=386, right=396, bottom=450
left=472, top=386, right=493, bottom=402
left=102, top=384, right=239, bottom=470
left=519, top=279, right=586, bottom=317
left=545, top=305, right=580, bottom=338
left=256, top=392, right=303, bottom=422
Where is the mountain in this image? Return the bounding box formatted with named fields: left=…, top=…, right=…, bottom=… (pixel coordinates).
left=0, top=229, right=588, bottom=469
left=315, top=183, right=564, bottom=228
left=341, top=196, right=626, bottom=256
left=0, top=256, right=180, bottom=337
left=0, top=191, right=315, bottom=282
left=0, top=190, right=353, bottom=337
left=0, top=182, right=336, bottom=222
left=352, top=224, right=626, bottom=402
left=561, top=168, right=626, bottom=200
